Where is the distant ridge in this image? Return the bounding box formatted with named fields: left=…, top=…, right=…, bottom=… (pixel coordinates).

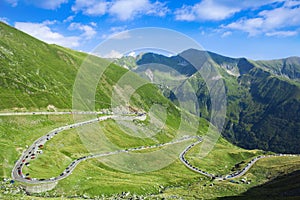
left=115, top=48, right=300, bottom=154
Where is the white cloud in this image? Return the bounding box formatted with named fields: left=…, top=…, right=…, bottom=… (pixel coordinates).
left=0, top=17, right=9, bottom=24
left=109, top=0, right=169, bottom=20
left=4, top=0, right=68, bottom=9
left=174, top=5, right=196, bottom=21
left=68, top=22, right=97, bottom=39
left=63, top=15, right=75, bottom=23
left=175, top=0, right=284, bottom=21
left=258, top=5, right=300, bottom=30
left=101, top=26, right=129, bottom=39
left=224, top=18, right=264, bottom=36
left=90, top=22, right=97, bottom=27
left=26, top=0, right=68, bottom=9
left=72, top=0, right=108, bottom=16
left=72, top=0, right=169, bottom=20
left=145, top=1, right=169, bottom=17
left=15, top=21, right=80, bottom=48
left=175, top=0, right=239, bottom=21
left=284, top=0, right=300, bottom=7
left=42, top=20, right=58, bottom=25
left=4, top=0, right=17, bottom=7
left=103, top=50, right=123, bottom=58
left=221, top=31, right=232, bottom=38
left=110, top=26, right=127, bottom=33
left=223, top=1, right=300, bottom=36
left=266, top=31, right=298, bottom=37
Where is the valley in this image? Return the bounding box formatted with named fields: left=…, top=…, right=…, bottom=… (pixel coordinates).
left=0, top=21, right=299, bottom=200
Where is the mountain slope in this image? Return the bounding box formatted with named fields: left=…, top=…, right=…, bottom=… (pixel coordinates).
left=0, top=22, right=171, bottom=113
left=220, top=170, right=300, bottom=200
left=0, top=22, right=83, bottom=109
left=116, top=49, right=300, bottom=153
left=1, top=21, right=300, bottom=200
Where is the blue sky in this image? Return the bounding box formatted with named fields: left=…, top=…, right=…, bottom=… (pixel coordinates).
left=1, top=0, right=300, bottom=59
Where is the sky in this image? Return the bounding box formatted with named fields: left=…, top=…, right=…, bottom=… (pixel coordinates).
left=1, top=0, right=300, bottom=60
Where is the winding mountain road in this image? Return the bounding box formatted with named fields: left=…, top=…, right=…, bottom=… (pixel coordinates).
left=10, top=111, right=200, bottom=184
left=179, top=142, right=300, bottom=180
left=7, top=111, right=299, bottom=184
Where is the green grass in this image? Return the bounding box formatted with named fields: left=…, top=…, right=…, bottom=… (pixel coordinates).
left=185, top=137, right=263, bottom=176
left=0, top=115, right=75, bottom=178
left=1, top=22, right=300, bottom=199
left=1, top=115, right=299, bottom=199
left=154, top=149, right=300, bottom=200
left=0, top=22, right=172, bottom=113
left=7, top=118, right=203, bottom=197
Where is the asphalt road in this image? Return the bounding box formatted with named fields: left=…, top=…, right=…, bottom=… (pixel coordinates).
left=222, top=153, right=300, bottom=180
left=179, top=143, right=300, bottom=180
left=0, top=111, right=104, bottom=116
left=8, top=111, right=299, bottom=184
left=10, top=111, right=199, bottom=184
left=11, top=114, right=120, bottom=183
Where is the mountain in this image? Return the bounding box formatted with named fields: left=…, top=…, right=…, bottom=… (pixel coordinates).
left=115, top=49, right=300, bottom=154
left=1, top=21, right=300, bottom=200
left=0, top=22, right=172, bottom=113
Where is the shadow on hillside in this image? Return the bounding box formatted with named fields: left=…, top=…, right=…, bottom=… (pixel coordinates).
left=219, top=170, right=300, bottom=200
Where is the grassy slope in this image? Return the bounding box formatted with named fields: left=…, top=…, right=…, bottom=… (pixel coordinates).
left=220, top=170, right=300, bottom=200
left=0, top=22, right=83, bottom=109
left=1, top=22, right=299, bottom=199
left=185, top=137, right=263, bottom=176
left=0, top=22, right=163, bottom=111
left=157, top=146, right=300, bottom=199
left=0, top=22, right=209, bottom=198
left=0, top=115, right=75, bottom=178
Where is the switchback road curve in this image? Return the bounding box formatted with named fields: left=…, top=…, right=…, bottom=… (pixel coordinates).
left=6, top=111, right=299, bottom=184
left=10, top=112, right=200, bottom=184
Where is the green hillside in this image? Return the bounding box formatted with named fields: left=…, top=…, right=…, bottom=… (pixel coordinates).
left=220, top=170, right=300, bottom=200
left=0, top=22, right=299, bottom=200
left=0, top=22, right=168, bottom=112
left=0, top=21, right=205, bottom=199
left=118, top=49, right=300, bottom=154
left=0, top=22, right=82, bottom=109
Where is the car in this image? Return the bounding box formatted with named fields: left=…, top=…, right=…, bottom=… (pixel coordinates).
left=39, top=179, right=45, bottom=181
